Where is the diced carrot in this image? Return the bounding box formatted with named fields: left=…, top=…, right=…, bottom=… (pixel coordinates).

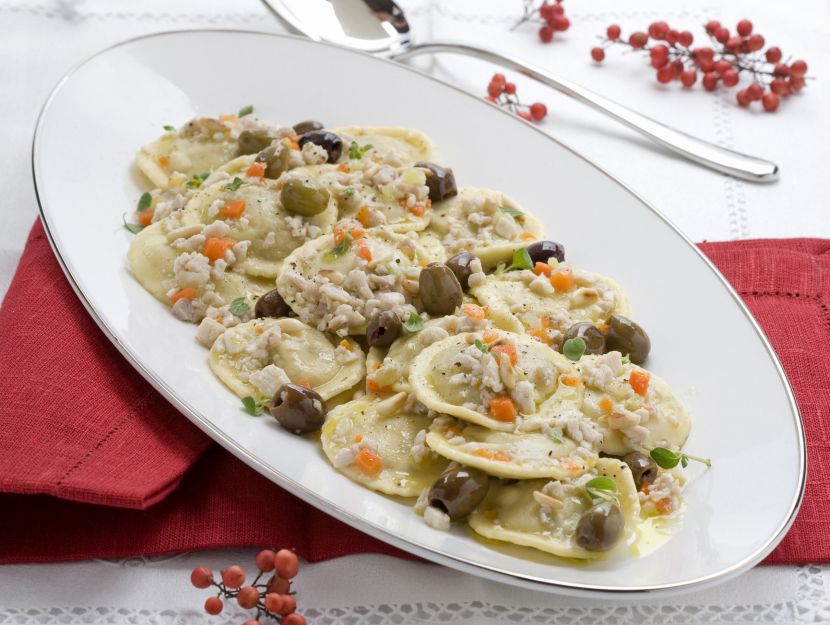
left=219, top=114, right=238, bottom=124
left=550, top=267, right=574, bottom=292
left=489, top=397, right=517, bottom=422
left=297, top=378, right=311, bottom=389
left=474, top=448, right=512, bottom=462
left=290, top=134, right=300, bottom=142
left=138, top=210, right=154, bottom=226
left=354, top=434, right=363, bottom=443
left=447, top=425, right=463, bottom=437
left=354, top=448, right=383, bottom=476
left=170, top=287, right=197, bottom=303
left=203, top=237, right=234, bottom=263
left=463, top=303, right=486, bottom=320
left=355, top=238, right=372, bottom=261
left=520, top=231, right=536, bottom=240
left=656, top=497, right=673, bottom=514
left=246, top=162, right=266, bottom=178
left=337, top=163, right=350, bottom=173
left=366, top=378, right=391, bottom=394
left=407, top=201, right=428, bottom=217
left=534, top=262, right=552, bottom=276
left=215, top=316, right=224, bottom=324
left=629, top=370, right=650, bottom=396
left=255, top=326, right=264, bottom=335
left=597, top=322, right=608, bottom=334
left=598, top=395, right=614, bottom=413
left=355, top=205, right=372, bottom=228
left=561, top=375, right=582, bottom=387
left=157, top=155, right=170, bottom=167
left=288, top=139, right=300, bottom=151
left=339, top=339, right=353, bottom=351
left=563, top=459, right=583, bottom=475
left=482, top=330, right=500, bottom=344
left=529, top=328, right=548, bottom=343
left=350, top=226, right=365, bottom=239
left=220, top=199, right=246, bottom=219
left=491, top=342, right=517, bottom=365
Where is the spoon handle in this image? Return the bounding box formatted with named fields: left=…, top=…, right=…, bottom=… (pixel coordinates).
left=396, top=42, right=778, bottom=183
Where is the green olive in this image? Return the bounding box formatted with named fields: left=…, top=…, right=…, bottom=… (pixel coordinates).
left=280, top=177, right=331, bottom=216
left=367, top=310, right=402, bottom=348
left=270, top=383, right=327, bottom=434
left=419, top=263, right=463, bottom=316
left=575, top=501, right=625, bottom=552
left=445, top=252, right=477, bottom=292
left=562, top=322, right=605, bottom=355
left=238, top=130, right=277, bottom=155
left=292, top=120, right=324, bottom=135
left=622, top=452, right=659, bottom=491
left=255, top=145, right=290, bottom=179
left=604, top=315, right=651, bottom=364
left=428, top=467, right=490, bottom=520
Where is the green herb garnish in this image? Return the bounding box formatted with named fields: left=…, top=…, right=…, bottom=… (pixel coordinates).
left=238, top=104, right=254, bottom=118
left=348, top=141, right=374, bottom=160
left=563, top=337, right=586, bottom=361
left=474, top=339, right=489, bottom=354
left=241, top=395, right=269, bottom=416
left=621, top=354, right=631, bottom=365
left=650, top=447, right=711, bottom=470
left=324, top=234, right=352, bottom=261
left=403, top=312, right=424, bottom=333
left=229, top=297, right=249, bottom=317
left=122, top=214, right=144, bottom=234
left=585, top=476, right=619, bottom=502
left=499, top=206, right=523, bottom=218
left=163, top=124, right=175, bottom=132
left=548, top=429, right=565, bottom=444
left=223, top=177, right=243, bottom=191
left=186, top=172, right=210, bottom=189
left=136, top=191, right=152, bottom=212
left=497, top=248, right=533, bottom=274
left=343, top=186, right=355, bottom=198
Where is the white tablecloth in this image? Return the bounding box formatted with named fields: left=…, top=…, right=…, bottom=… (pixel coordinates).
left=2, top=0, right=829, bottom=622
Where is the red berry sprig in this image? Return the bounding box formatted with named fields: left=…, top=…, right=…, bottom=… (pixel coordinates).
left=191, top=549, right=305, bottom=625
left=591, top=19, right=810, bottom=112
left=512, top=0, right=571, bottom=43
left=486, top=73, right=549, bottom=122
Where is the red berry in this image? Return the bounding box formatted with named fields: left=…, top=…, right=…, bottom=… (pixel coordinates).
left=736, top=20, right=753, bottom=37
left=713, top=59, right=732, bottom=75
left=789, top=76, right=806, bottom=92
left=678, top=31, right=694, bottom=47
left=279, top=594, right=297, bottom=616
left=275, top=549, right=300, bottom=579
left=591, top=47, right=605, bottom=62
left=770, top=78, right=790, bottom=96
left=517, top=110, right=532, bottom=121
left=504, top=82, right=517, bottom=94
left=539, top=2, right=556, bottom=20
left=204, top=597, right=223, bottom=615
left=265, top=593, right=284, bottom=613
left=773, top=63, right=790, bottom=77
left=736, top=90, right=750, bottom=107
left=705, top=20, right=721, bottom=35
left=552, top=16, right=570, bottom=31
left=491, top=73, right=506, bottom=86
left=256, top=549, right=276, bottom=572
left=190, top=567, right=213, bottom=589
left=713, top=27, right=729, bottom=44
left=551, top=3, right=564, bottom=16
left=267, top=575, right=290, bottom=595
left=629, top=32, right=648, bottom=49
left=237, top=586, right=260, bottom=609
left=606, top=24, right=621, bottom=40
left=655, top=66, right=674, bottom=84
left=680, top=70, right=697, bottom=87
left=702, top=72, right=718, bottom=91
left=487, top=83, right=502, bottom=98
left=221, top=565, right=245, bottom=588
left=747, top=34, right=764, bottom=52
left=790, top=60, right=808, bottom=76
left=747, top=83, right=764, bottom=101
left=765, top=47, right=782, bottom=63
left=694, top=47, right=715, bottom=62
left=762, top=92, right=780, bottom=112
left=283, top=615, right=307, bottom=625
left=648, top=21, right=669, bottom=40
left=721, top=69, right=739, bottom=88
left=530, top=102, right=548, bottom=121
left=650, top=45, right=669, bottom=69
left=725, top=36, right=742, bottom=52
left=539, top=25, right=554, bottom=43
left=242, top=621, right=262, bottom=625
left=670, top=59, right=684, bottom=77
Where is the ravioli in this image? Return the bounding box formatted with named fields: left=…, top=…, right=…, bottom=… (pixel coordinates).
left=426, top=415, right=596, bottom=479
left=333, top=126, right=437, bottom=165
left=276, top=224, right=443, bottom=336
left=471, top=264, right=630, bottom=342
left=577, top=352, right=691, bottom=455
left=409, top=330, right=584, bottom=432
left=209, top=317, right=365, bottom=402
left=468, top=458, right=641, bottom=559
left=321, top=394, right=449, bottom=496
left=424, top=188, right=544, bottom=269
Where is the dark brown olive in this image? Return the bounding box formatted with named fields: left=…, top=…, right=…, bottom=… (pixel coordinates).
left=415, top=162, right=458, bottom=203
left=298, top=130, right=343, bottom=163
left=255, top=145, right=289, bottom=179
left=238, top=130, right=277, bottom=155
left=562, top=322, right=605, bottom=355
left=604, top=314, right=651, bottom=364
left=419, top=263, right=463, bottom=316
left=270, top=383, right=327, bottom=434
left=575, top=501, right=625, bottom=552
left=255, top=289, right=291, bottom=318
left=445, top=252, right=477, bottom=291
left=428, top=467, right=490, bottom=520
left=292, top=120, right=324, bottom=135
left=525, top=240, right=565, bottom=265
left=367, top=310, right=402, bottom=348
left=623, top=452, right=659, bottom=491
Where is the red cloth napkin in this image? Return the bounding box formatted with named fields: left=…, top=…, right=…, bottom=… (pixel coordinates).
left=1, top=221, right=828, bottom=565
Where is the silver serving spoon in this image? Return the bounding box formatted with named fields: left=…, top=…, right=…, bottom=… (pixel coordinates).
left=262, top=0, right=778, bottom=182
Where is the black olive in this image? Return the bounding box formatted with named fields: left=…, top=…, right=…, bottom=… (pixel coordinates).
left=270, top=383, right=327, bottom=434
left=428, top=467, right=490, bottom=520
left=298, top=130, right=343, bottom=163
left=419, top=263, right=463, bottom=316
left=255, top=145, right=289, bottom=179
left=255, top=289, right=291, bottom=318
left=525, top=240, right=565, bottom=265
left=604, top=315, right=651, bottom=364
left=238, top=130, right=277, bottom=155
left=415, top=162, right=458, bottom=203
left=367, top=310, right=402, bottom=348
left=562, top=322, right=605, bottom=355
left=575, top=501, right=625, bottom=552
left=622, top=452, right=659, bottom=491
left=292, top=120, right=324, bottom=135
left=445, top=252, right=477, bottom=291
